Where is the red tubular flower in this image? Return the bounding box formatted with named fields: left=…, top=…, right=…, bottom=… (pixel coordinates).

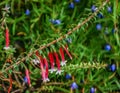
left=63, top=45, right=72, bottom=60
left=39, top=59, right=46, bottom=82
left=54, top=52, right=60, bottom=70
left=43, top=58, right=49, bottom=82
left=35, top=50, right=39, bottom=56
left=39, top=56, right=45, bottom=81
left=39, top=55, right=49, bottom=82
left=54, top=52, right=63, bottom=74
left=25, top=69, right=31, bottom=86
left=48, top=52, right=55, bottom=72
left=4, top=28, right=10, bottom=50
left=59, top=47, right=67, bottom=66
left=5, top=28, right=9, bottom=47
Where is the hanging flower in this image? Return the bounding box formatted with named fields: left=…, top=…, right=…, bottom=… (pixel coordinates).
left=38, top=55, right=49, bottom=82
left=38, top=55, right=46, bottom=82
left=54, top=52, right=63, bottom=75
left=40, top=60, right=46, bottom=82
left=63, top=45, right=72, bottom=60
left=43, top=57, right=50, bottom=82
left=48, top=52, right=56, bottom=73
left=59, top=47, right=67, bottom=66
left=35, top=50, right=39, bottom=56
left=4, top=28, right=10, bottom=50
left=25, top=69, right=31, bottom=86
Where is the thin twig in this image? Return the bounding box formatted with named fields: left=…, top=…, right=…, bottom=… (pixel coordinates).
left=2, top=0, right=109, bottom=74
left=8, top=74, right=12, bottom=93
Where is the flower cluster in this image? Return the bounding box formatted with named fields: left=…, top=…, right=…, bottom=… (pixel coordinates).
left=33, top=44, right=72, bottom=82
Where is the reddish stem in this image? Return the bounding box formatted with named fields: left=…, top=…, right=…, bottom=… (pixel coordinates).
left=8, top=74, right=12, bottom=93
left=64, top=45, right=72, bottom=60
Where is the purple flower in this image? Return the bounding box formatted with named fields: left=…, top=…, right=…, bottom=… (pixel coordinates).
left=90, top=87, right=95, bottom=93
left=110, top=64, right=116, bottom=72
left=74, top=0, right=80, bottom=3
left=24, top=76, right=28, bottom=83
left=107, top=6, right=112, bottom=13
left=25, top=9, right=30, bottom=15
left=96, top=24, right=102, bottom=30
left=54, top=20, right=61, bottom=24
left=71, top=82, right=78, bottom=89
left=69, top=2, right=74, bottom=9
left=65, top=74, right=71, bottom=79
left=91, top=5, right=97, bottom=12
left=104, top=44, right=111, bottom=51
left=50, top=19, right=61, bottom=25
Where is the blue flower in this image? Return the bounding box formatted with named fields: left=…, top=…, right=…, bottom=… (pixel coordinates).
left=69, top=2, right=74, bottom=9
left=91, top=5, right=97, bottom=12
left=65, top=74, right=71, bottom=79
left=97, top=13, right=103, bottom=18
left=50, top=19, right=61, bottom=25
left=96, top=24, right=102, bottom=30
left=24, top=76, right=28, bottom=83
left=71, top=82, right=78, bottom=89
left=107, top=6, right=112, bottom=13
left=110, top=64, right=116, bottom=72
left=54, top=20, right=61, bottom=24
left=74, top=0, right=80, bottom=3
left=90, top=87, right=95, bottom=93
left=25, top=9, right=30, bottom=15
left=104, top=44, right=111, bottom=51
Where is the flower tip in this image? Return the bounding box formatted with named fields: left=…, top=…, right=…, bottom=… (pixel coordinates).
left=43, top=78, right=50, bottom=83
left=3, top=46, right=10, bottom=50
left=61, top=60, right=67, bottom=66
left=49, top=68, right=56, bottom=73
left=56, top=70, right=64, bottom=75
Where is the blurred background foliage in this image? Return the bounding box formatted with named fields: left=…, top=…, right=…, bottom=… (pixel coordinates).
left=0, top=0, right=120, bottom=93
